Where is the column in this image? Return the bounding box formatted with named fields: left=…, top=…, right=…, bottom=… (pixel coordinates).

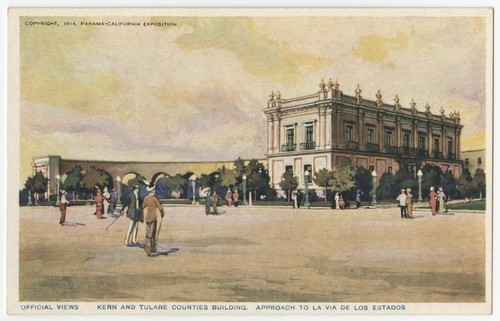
left=317, top=107, right=323, bottom=149
left=322, top=107, right=327, bottom=149
left=267, top=115, right=274, bottom=154
left=427, top=123, right=433, bottom=157
left=395, top=118, right=401, bottom=147
left=326, top=109, right=333, bottom=148
left=274, top=116, right=281, bottom=152
left=358, top=110, right=365, bottom=149
left=456, top=128, right=461, bottom=160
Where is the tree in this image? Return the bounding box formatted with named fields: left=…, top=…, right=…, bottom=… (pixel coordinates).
left=24, top=171, right=48, bottom=205
left=220, top=166, right=238, bottom=189
left=352, top=166, right=373, bottom=201
left=313, top=168, right=334, bottom=202
left=80, top=166, right=113, bottom=196
left=421, top=164, right=443, bottom=199
left=167, top=174, right=188, bottom=199
left=472, top=169, right=486, bottom=199
left=440, top=170, right=458, bottom=200
left=376, top=172, right=395, bottom=200
left=330, top=165, right=356, bottom=195
left=62, top=164, right=84, bottom=200
left=279, top=171, right=299, bottom=204
left=458, top=168, right=474, bottom=200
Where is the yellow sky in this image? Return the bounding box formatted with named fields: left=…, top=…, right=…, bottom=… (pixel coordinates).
left=18, top=14, right=489, bottom=182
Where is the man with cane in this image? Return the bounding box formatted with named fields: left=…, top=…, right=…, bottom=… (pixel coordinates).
left=142, top=185, right=165, bottom=257
left=120, top=184, right=143, bottom=246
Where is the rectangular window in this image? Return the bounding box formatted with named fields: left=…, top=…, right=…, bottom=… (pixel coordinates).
left=403, top=133, right=410, bottom=147
left=465, top=158, right=470, bottom=165
left=346, top=126, right=353, bottom=142
left=385, top=131, right=393, bottom=147
left=478, top=158, right=482, bottom=165
left=367, top=128, right=373, bottom=144
left=418, top=136, right=426, bottom=150
left=433, top=138, right=440, bottom=152
left=286, top=128, right=294, bottom=146
left=285, top=165, right=293, bottom=174
left=305, top=125, right=314, bottom=143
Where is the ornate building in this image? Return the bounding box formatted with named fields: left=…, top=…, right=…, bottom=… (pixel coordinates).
left=263, top=79, right=463, bottom=190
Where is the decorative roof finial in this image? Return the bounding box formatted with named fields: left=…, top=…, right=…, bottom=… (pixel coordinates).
left=394, top=94, right=401, bottom=111
left=319, top=79, right=327, bottom=92
left=355, top=84, right=362, bottom=103
left=327, top=78, right=334, bottom=90
left=410, top=98, right=417, bottom=115
left=439, top=106, right=445, bottom=116
left=333, top=79, right=340, bottom=91
left=375, top=90, right=383, bottom=107
left=269, top=91, right=275, bottom=102
left=276, top=91, right=282, bottom=101
left=425, top=102, right=431, bottom=114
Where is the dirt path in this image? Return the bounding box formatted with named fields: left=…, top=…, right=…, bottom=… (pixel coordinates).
left=18, top=205, right=485, bottom=302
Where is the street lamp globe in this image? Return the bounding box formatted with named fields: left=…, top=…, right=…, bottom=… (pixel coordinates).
left=417, top=169, right=423, bottom=202
left=371, top=170, right=377, bottom=177
left=417, top=170, right=423, bottom=178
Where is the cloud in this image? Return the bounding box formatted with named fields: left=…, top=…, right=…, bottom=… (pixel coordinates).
left=352, top=30, right=414, bottom=68
left=17, top=15, right=488, bottom=183
left=176, top=17, right=333, bottom=85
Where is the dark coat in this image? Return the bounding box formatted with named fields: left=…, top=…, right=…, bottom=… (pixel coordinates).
left=124, top=192, right=143, bottom=222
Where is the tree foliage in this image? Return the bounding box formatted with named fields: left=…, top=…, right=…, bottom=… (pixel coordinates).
left=167, top=174, right=188, bottom=199
left=80, top=166, right=113, bottom=193
left=313, top=168, right=334, bottom=202
left=330, top=165, right=356, bottom=193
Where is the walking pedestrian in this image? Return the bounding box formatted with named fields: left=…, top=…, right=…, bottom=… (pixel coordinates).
left=226, top=189, right=233, bottom=207
left=233, top=190, right=239, bottom=207
left=429, top=186, right=437, bottom=216
left=396, top=189, right=407, bottom=218
left=339, top=195, right=345, bottom=210
left=102, top=186, right=110, bottom=218
left=120, top=184, right=143, bottom=246
left=59, top=190, right=70, bottom=225
left=204, top=189, right=212, bottom=215
left=406, top=188, right=413, bottom=219
left=334, top=192, right=340, bottom=210
left=438, top=187, right=447, bottom=213
left=296, top=190, right=303, bottom=208
left=142, top=186, right=165, bottom=257
left=356, top=190, right=361, bottom=208
left=212, top=190, right=220, bottom=215
left=292, top=191, right=298, bottom=209
left=95, top=189, right=103, bottom=219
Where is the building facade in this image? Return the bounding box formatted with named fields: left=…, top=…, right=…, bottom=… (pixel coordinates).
left=263, top=79, right=463, bottom=191
left=460, top=149, right=485, bottom=174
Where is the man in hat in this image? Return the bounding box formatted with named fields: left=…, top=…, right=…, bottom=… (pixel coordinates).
left=142, top=185, right=165, bottom=257
left=59, top=190, right=70, bottom=225
left=120, top=184, right=143, bottom=246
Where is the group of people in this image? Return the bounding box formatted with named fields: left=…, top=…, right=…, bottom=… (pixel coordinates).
left=396, top=188, right=414, bottom=219
left=93, top=187, right=115, bottom=219
left=120, top=184, right=165, bottom=257
left=396, top=186, right=447, bottom=218
left=205, top=188, right=240, bottom=215
left=429, top=186, right=447, bottom=216
left=333, top=192, right=347, bottom=210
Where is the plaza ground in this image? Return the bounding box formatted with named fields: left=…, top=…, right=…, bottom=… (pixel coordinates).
left=18, top=204, right=485, bottom=303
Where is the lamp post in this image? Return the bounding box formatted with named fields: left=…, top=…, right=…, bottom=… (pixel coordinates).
left=55, top=174, right=61, bottom=206
left=304, top=170, right=311, bottom=208
left=116, top=176, right=121, bottom=205
left=371, top=170, right=377, bottom=206
left=189, top=174, right=198, bottom=205
left=242, top=175, right=248, bottom=205
left=417, top=170, right=423, bottom=202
